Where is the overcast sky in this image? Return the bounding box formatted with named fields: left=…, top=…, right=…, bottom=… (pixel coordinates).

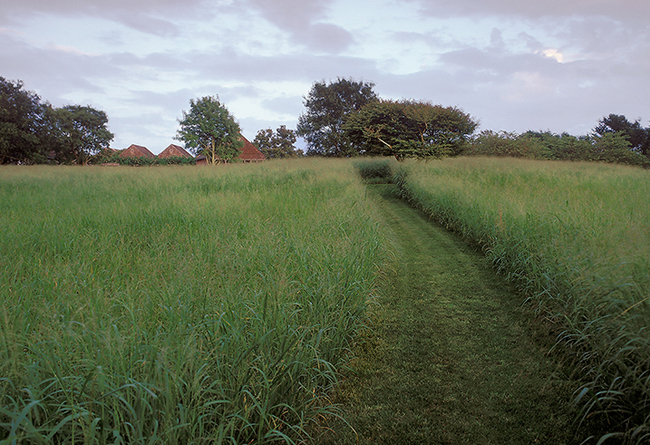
left=2, top=0, right=649, bottom=153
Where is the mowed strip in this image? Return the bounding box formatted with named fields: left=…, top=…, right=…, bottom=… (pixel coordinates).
left=318, top=184, right=577, bottom=445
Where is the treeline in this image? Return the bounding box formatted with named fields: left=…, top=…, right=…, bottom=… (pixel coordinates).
left=99, top=155, right=197, bottom=166
left=296, top=78, right=650, bottom=167
left=1, top=76, right=114, bottom=165
left=4, top=74, right=649, bottom=167
left=466, top=123, right=650, bottom=167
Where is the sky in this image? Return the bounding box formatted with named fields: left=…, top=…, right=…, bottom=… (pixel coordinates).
left=1, top=0, right=649, bottom=154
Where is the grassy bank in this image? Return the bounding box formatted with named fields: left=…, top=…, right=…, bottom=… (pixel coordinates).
left=393, top=157, right=650, bottom=444
left=0, top=160, right=388, bottom=443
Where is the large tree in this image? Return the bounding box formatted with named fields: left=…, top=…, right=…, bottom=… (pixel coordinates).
left=175, top=96, right=242, bottom=164
left=594, top=114, right=650, bottom=156
left=297, top=78, right=378, bottom=157
left=0, top=76, right=46, bottom=164
left=253, top=125, right=300, bottom=159
left=344, top=99, right=477, bottom=160
left=46, top=105, right=114, bottom=165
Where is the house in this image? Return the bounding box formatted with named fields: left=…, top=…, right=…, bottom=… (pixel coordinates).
left=119, top=144, right=155, bottom=159
left=158, top=144, right=192, bottom=159
left=238, top=135, right=266, bottom=163
left=194, top=135, right=266, bottom=164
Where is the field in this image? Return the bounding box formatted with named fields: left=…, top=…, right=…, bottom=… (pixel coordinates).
left=2, top=157, right=649, bottom=444
left=393, top=157, right=650, bottom=443
left=0, top=160, right=388, bottom=443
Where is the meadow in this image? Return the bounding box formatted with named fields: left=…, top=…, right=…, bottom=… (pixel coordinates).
left=0, top=160, right=388, bottom=444
left=392, top=157, right=650, bottom=444
left=3, top=157, right=650, bottom=444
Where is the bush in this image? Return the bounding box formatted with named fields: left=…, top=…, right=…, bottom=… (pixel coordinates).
left=94, top=155, right=197, bottom=166
left=465, top=130, right=549, bottom=159
left=353, top=159, right=395, bottom=183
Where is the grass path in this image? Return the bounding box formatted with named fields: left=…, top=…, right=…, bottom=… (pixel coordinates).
left=316, top=184, right=579, bottom=444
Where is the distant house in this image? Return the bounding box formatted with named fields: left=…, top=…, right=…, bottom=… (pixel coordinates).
left=158, top=144, right=192, bottom=159
left=119, top=144, right=155, bottom=159
left=238, top=135, right=266, bottom=163
left=194, top=135, right=266, bottom=165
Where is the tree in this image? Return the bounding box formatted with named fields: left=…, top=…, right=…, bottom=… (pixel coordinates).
left=175, top=96, right=242, bottom=164
left=0, top=76, right=46, bottom=164
left=253, top=125, right=300, bottom=159
left=594, top=114, right=650, bottom=156
left=297, top=78, right=378, bottom=157
left=344, top=99, right=477, bottom=160
left=591, top=132, right=648, bottom=166
left=46, top=105, right=114, bottom=165
left=521, top=131, right=595, bottom=161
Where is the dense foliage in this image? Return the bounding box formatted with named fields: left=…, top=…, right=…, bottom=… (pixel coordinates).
left=344, top=99, right=477, bottom=160
left=0, top=76, right=113, bottom=165
left=97, top=155, right=197, bottom=166
left=253, top=125, right=301, bottom=158
left=297, top=78, right=378, bottom=157
left=595, top=113, right=650, bottom=155
left=175, top=96, right=242, bottom=164
left=466, top=129, right=650, bottom=167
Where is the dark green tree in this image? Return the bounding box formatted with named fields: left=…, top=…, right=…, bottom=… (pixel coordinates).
left=46, top=105, right=114, bottom=165
left=0, top=76, right=46, bottom=164
left=344, top=99, right=477, bottom=160
left=594, top=114, right=650, bottom=155
left=521, top=131, right=594, bottom=161
left=591, top=132, right=649, bottom=166
left=175, top=96, right=242, bottom=164
left=297, top=78, right=378, bottom=157
left=253, top=125, right=299, bottom=159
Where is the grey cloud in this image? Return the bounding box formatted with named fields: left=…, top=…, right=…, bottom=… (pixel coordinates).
left=1, top=33, right=121, bottom=103
left=244, top=0, right=331, bottom=29
left=301, top=23, right=354, bottom=53
left=408, top=0, right=650, bottom=23
left=177, top=47, right=378, bottom=83
left=0, top=0, right=211, bottom=37
left=261, top=95, right=304, bottom=116
left=242, top=0, right=353, bottom=53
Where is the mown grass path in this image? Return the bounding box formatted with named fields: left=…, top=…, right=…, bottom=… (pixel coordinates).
left=317, top=185, right=579, bottom=444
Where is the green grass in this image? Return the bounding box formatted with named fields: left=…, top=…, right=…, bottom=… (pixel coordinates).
left=392, top=157, right=650, bottom=444
left=0, top=160, right=389, bottom=444
left=316, top=184, right=577, bottom=444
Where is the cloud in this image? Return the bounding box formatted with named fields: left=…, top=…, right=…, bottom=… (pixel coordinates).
left=409, top=0, right=650, bottom=23
left=2, top=0, right=649, bottom=154
left=0, top=0, right=211, bottom=37
left=242, top=0, right=353, bottom=53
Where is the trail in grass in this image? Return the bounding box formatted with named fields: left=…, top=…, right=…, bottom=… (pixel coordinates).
left=317, top=185, right=577, bottom=445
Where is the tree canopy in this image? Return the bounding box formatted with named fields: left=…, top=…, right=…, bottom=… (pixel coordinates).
left=253, top=125, right=300, bottom=159
left=46, top=105, right=114, bottom=165
left=1, top=76, right=114, bottom=165
left=175, top=96, right=242, bottom=164
left=594, top=114, right=650, bottom=156
left=0, top=77, right=45, bottom=164
left=344, top=99, right=478, bottom=160
left=297, top=78, right=378, bottom=157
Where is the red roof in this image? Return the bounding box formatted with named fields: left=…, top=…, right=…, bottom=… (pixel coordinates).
left=158, top=144, right=192, bottom=159
left=238, top=135, right=266, bottom=161
left=119, top=144, right=155, bottom=159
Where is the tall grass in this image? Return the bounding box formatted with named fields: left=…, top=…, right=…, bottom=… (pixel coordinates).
left=393, top=157, right=650, bottom=444
left=0, top=159, right=387, bottom=444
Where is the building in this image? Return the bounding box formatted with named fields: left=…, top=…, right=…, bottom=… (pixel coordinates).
left=119, top=144, right=155, bottom=159
left=158, top=144, right=193, bottom=159
left=238, top=135, right=266, bottom=163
